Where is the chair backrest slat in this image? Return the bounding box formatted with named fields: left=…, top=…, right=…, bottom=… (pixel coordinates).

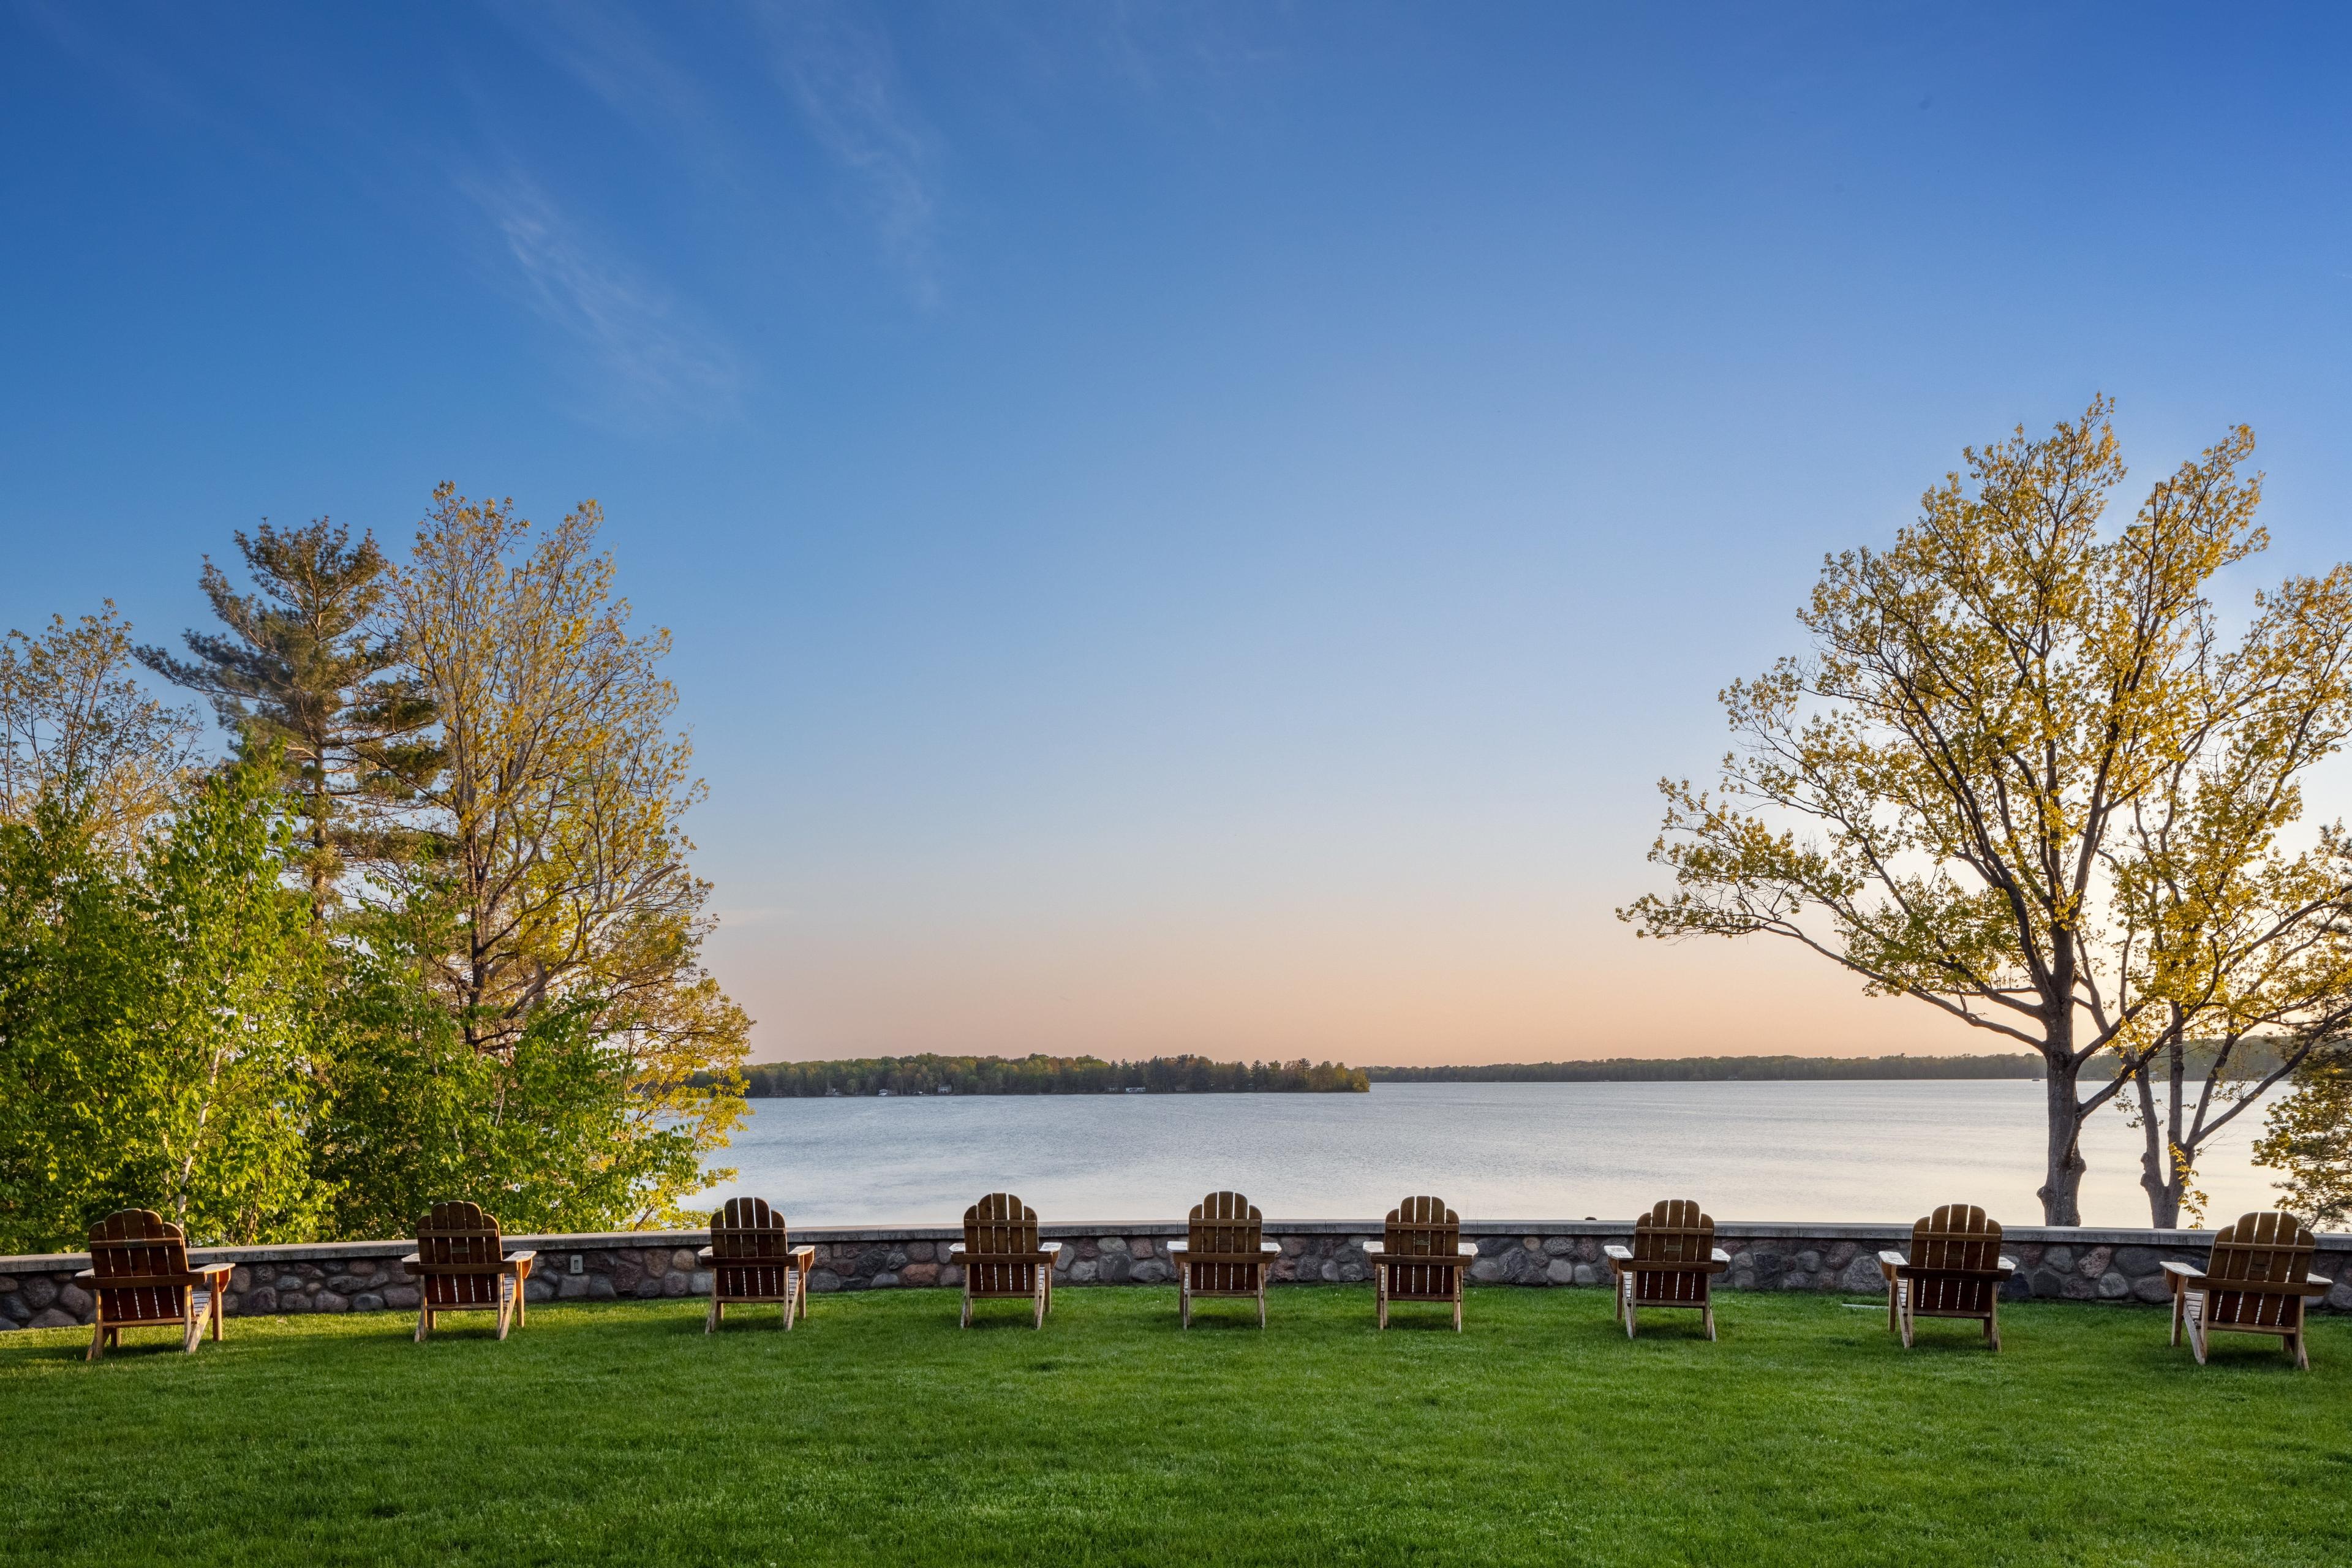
left=1912, top=1204, right=2002, bottom=1273
left=709, top=1196, right=792, bottom=1261
left=87, top=1209, right=195, bottom=1325
left=415, top=1199, right=504, bottom=1268
left=88, top=1208, right=192, bottom=1280
left=963, top=1192, right=1039, bottom=1256
left=1630, top=1198, right=1714, bottom=1265
left=1188, top=1191, right=1262, bottom=1254
left=1384, top=1195, right=1459, bottom=1257
left=2204, top=1210, right=2313, bottom=1289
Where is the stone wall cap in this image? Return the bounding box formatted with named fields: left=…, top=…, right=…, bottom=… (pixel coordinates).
left=2, top=1217, right=2343, bottom=1272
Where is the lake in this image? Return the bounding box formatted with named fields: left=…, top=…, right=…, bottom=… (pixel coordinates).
left=699, top=1080, right=2287, bottom=1228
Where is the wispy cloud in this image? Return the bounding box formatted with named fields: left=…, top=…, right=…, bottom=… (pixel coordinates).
left=463, top=172, right=746, bottom=427
left=755, top=1, right=942, bottom=305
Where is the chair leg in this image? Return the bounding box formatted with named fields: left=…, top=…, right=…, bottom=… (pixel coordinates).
left=960, top=1285, right=971, bottom=1328
left=1180, top=1275, right=1189, bottom=1329
left=2169, top=1281, right=2185, bottom=1347
left=1257, top=1274, right=1267, bottom=1330
left=415, top=1303, right=430, bottom=1343
left=2186, top=1305, right=2209, bottom=1366
left=707, top=1297, right=720, bottom=1334
left=514, top=1272, right=528, bottom=1328
left=87, top=1316, right=105, bottom=1362
left=212, top=1288, right=225, bottom=1342
left=1704, top=1299, right=1717, bottom=1342
left=184, top=1305, right=203, bottom=1354
left=1898, top=1284, right=1915, bottom=1350
left=1376, top=1269, right=1388, bottom=1330
left=1986, top=1305, right=2000, bottom=1353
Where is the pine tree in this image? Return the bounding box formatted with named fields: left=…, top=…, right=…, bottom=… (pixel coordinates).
left=138, top=519, right=435, bottom=911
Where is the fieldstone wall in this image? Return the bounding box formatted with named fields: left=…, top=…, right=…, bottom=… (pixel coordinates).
left=4, top=1220, right=2347, bottom=1332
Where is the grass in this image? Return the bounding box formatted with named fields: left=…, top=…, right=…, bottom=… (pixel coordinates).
left=1, top=1286, right=2346, bottom=1567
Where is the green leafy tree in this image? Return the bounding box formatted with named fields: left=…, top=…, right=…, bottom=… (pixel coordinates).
left=314, top=938, right=705, bottom=1237
left=2255, top=1041, right=2352, bottom=1227
left=0, top=760, right=325, bottom=1251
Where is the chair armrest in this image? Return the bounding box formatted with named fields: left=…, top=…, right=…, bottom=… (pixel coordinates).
left=1040, top=1242, right=1064, bottom=1256
left=504, top=1250, right=538, bottom=1265
left=71, top=1269, right=96, bottom=1283
left=2158, top=1261, right=2202, bottom=1280
left=1996, top=1257, right=2017, bottom=1276
left=399, top=1254, right=423, bottom=1267
left=2304, top=1272, right=2332, bottom=1291
left=1602, top=1245, right=1632, bottom=1262
left=695, top=1247, right=714, bottom=1263
left=1261, top=1242, right=1281, bottom=1254
left=946, top=1243, right=966, bottom=1258
left=1876, top=1251, right=1906, bottom=1270
left=1710, top=1248, right=1732, bottom=1265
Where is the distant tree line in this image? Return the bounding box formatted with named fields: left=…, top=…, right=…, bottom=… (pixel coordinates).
left=731, top=1054, right=1369, bottom=1096
left=1364, top=1046, right=2297, bottom=1084
left=1365, top=1054, right=2046, bottom=1083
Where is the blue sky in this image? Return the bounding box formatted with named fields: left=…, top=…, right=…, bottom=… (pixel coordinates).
left=6, top=3, right=2351, bottom=1064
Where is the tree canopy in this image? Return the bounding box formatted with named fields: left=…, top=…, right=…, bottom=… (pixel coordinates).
left=1622, top=401, right=2352, bottom=1224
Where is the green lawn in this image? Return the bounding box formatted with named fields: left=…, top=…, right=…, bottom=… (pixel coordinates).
left=1, top=1286, right=2345, bottom=1567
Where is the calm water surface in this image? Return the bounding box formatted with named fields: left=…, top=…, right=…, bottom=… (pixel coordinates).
left=700, top=1080, right=2285, bottom=1227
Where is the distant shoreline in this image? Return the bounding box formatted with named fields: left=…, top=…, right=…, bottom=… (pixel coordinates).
left=729, top=1053, right=1370, bottom=1097
left=1366, top=1054, right=2042, bottom=1084
left=1365, top=1042, right=2290, bottom=1084
left=722, top=1044, right=2295, bottom=1096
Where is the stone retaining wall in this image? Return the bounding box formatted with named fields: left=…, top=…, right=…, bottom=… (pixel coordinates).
left=3, top=1220, right=2346, bottom=1331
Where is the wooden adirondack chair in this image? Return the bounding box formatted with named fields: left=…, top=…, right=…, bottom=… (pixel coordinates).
left=1877, top=1204, right=2016, bottom=1350
left=72, top=1209, right=231, bottom=1361
left=1365, top=1196, right=1477, bottom=1330
left=696, top=1196, right=816, bottom=1332
left=402, top=1202, right=537, bottom=1343
left=2161, top=1210, right=2332, bottom=1371
left=1166, top=1191, right=1281, bottom=1328
left=946, top=1193, right=1062, bottom=1328
left=1602, top=1199, right=1731, bottom=1340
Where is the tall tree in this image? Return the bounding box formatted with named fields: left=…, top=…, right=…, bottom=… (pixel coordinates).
left=1621, top=401, right=2351, bottom=1223
left=369, top=484, right=745, bottom=1223
left=1, top=605, right=198, bottom=846
left=137, top=519, right=434, bottom=911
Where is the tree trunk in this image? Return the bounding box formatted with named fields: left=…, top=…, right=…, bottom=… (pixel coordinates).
left=2039, top=1055, right=2087, bottom=1225
left=2134, top=1104, right=2183, bottom=1228
left=2132, top=1033, right=2187, bottom=1229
